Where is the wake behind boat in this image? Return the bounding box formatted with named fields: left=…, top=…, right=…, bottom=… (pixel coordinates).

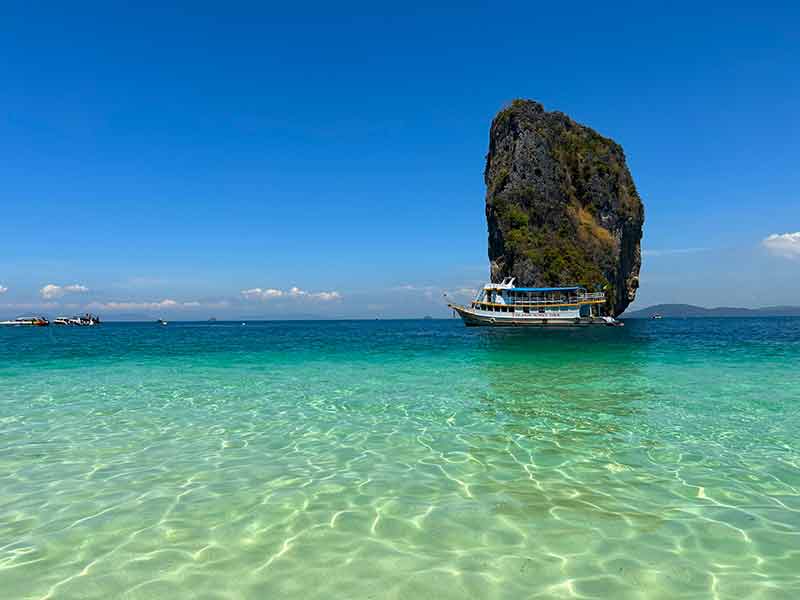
left=448, top=278, right=622, bottom=327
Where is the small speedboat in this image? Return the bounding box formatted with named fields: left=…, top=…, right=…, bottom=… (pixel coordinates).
left=157, top=319, right=168, bottom=326
left=0, top=316, right=50, bottom=327
left=78, top=314, right=101, bottom=326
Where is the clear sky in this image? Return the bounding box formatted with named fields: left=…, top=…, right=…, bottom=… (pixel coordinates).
left=1, top=1, right=798, bottom=319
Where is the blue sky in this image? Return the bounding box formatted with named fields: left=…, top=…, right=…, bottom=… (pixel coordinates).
left=1, top=1, right=798, bottom=318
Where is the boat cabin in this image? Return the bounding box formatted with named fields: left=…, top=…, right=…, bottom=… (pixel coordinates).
left=470, top=278, right=605, bottom=318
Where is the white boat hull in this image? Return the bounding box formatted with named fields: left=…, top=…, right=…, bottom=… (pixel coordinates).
left=449, top=304, right=619, bottom=327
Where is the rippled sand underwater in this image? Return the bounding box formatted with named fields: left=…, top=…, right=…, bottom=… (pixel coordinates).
left=1, top=319, right=799, bottom=599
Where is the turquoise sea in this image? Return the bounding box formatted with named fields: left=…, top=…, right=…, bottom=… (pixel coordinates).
left=1, top=318, right=799, bottom=599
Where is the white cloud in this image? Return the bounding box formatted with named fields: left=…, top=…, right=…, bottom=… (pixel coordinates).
left=87, top=299, right=180, bottom=311
left=0, top=302, right=58, bottom=310
left=241, top=288, right=284, bottom=300
left=0, top=285, right=7, bottom=294
left=453, top=287, right=479, bottom=298
left=40, top=284, right=60, bottom=298
left=311, top=291, right=341, bottom=301
left=763, top=232, right=800, bottom=259
left=84, top=299, right=227, bottom=312
left=392, top=284, right=440, bottom=294
left=40, top=283, right=89, bottom=299
left=240, top=287, right=342, bottom=301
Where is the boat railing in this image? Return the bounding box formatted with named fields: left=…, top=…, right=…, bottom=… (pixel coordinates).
left=474, top=294, right=605, bottom=308
left=577, top=292, right=606, bottom=301
left=509, top=298, right=575, bottom=305
left=478, top=292, right=605, bottom=306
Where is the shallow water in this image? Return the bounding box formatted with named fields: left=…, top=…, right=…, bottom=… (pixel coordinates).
left=1, top=319, right=799, bottom=599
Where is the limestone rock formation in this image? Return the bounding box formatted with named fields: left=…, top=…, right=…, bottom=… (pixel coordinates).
left=485, top=100, right=644, bottom=316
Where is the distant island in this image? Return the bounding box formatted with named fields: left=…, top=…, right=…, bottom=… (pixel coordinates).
left=624, top=304, right=800, bottom=318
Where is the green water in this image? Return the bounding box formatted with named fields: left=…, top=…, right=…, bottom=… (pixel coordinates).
left=1, top=319, right=799, bottom=599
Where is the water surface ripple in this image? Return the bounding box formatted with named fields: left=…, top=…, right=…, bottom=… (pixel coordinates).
left=1, top=319, right=799, bottom=599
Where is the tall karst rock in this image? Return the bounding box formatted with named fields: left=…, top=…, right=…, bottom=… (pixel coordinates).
left=485, top=100, right=644, bottom=316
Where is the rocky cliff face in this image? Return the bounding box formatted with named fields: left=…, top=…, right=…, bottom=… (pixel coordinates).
left=485, top=100, right=644, bottom=316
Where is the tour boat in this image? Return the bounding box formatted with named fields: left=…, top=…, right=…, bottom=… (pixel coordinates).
left=448, top=278, right=622, bottom=327
left=0, top=316, right=50, bottom=327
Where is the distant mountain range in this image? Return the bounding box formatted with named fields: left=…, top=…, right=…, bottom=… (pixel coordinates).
left=624, top=304, right=800, bottom=318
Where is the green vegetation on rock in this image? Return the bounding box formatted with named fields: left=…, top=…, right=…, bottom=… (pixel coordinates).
left=484, top=99, right=644, bottom=316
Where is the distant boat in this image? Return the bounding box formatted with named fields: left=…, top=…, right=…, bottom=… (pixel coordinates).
left=0, top=316, right=49, bottom=327
left=208, top=317, right=217, bottom=322
left=423, top=315, right=433, bottom=320
left=54, top=313, right=101, bottom=326
left=651, top=313, right=663, bottom=320
left=448, top=278, right=622, bottom=327
left=157, top=319, right=168, bottom=326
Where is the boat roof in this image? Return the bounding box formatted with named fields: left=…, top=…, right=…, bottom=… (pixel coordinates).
left=508, top=286, right=585, bottom=292
left=483, top=278, right=587, bottom=293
